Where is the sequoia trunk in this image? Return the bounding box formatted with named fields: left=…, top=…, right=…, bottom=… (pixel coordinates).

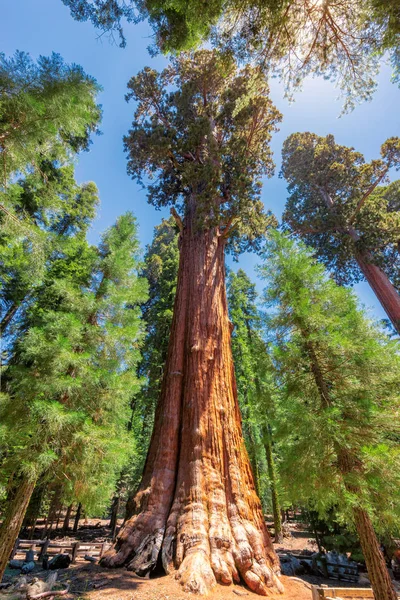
left=101, top=210, right=282, bottom=596
left=353, top=507, right=397, bottom=600
left=354, top=251, right=400, bottom=334
left=0, top=477, right=36, bottom=581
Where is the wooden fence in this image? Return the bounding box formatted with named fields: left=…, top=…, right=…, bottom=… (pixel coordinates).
left=311, top=584, right=400, bottom=600
left=10, top=539, right=110, bottom=564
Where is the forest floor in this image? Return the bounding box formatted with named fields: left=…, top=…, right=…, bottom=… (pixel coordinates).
left=3, top=519, right=400, bottom=600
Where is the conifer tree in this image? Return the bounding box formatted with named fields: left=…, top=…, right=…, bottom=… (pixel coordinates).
left=100, top=50, right=283, bottom=596
left=259, top=232, right=400, bottom=600
left=62, top=0, right=400, bottom=109
left=0, top=51, right=101, bottom=184
left=0, top=50, right=101, bottom=337
left=227, top=269, right=284, bottom=543
left=281, top=132, right=400, bottom=332
left=0, top=212, right=147, bottom=581
left=125, top=217, right=179, bottom=514
left=0, top=165, right=98, bottom=338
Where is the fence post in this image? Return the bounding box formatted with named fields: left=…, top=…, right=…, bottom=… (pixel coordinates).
left=71, top=542, right=80, bottom=563
left=39, top=539, right=50, bottom=560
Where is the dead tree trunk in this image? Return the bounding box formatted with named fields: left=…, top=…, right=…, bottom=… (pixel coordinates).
left=0, top=477, right=36, bottom=582
left=101, top=212, right=282, bottom=596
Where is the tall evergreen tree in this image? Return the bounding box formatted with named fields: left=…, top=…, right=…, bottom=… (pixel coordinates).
left=281, top=132, right=400, bottom=333
left=0, top=165, right=98, bottom=338
left=0, top=212, right=147, bottom=581
left=0, top=51, right=101, bottom=184
left=100, top=50, right=283, bottom=596
left=227, top=269, right=283, bottom=543
left=126, top=217, right=179, bottom=510
left=259, top=232, right=400, bottom=600
left=0, top=50, right=101, bottom=337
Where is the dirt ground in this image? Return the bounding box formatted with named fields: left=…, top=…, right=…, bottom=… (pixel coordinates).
left=3, top=519, right=399, bottom=600
left=55, top=564, right=312, bottom=600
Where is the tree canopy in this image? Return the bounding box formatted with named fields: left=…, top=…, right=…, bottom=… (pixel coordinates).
left=281, top=132, right=400, bottom=289
left=62, top=0, right=400, bottom=109
left=124, top=49, right=280, bottom=255
left=0, top=51, right=101, bottom=183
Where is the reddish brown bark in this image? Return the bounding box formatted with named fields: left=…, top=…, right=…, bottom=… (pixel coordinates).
left=0, top=477, right=36, bottom=582
left=355, top=250, right=400, bottom=334
left=353, top=507, right=397, bottom=600
left=101, top=209, right=282, bottom=595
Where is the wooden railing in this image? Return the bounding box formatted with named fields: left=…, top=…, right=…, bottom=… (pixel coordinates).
left=10, top=539, right=110, bottom=563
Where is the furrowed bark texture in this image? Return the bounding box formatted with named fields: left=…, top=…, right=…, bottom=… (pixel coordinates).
left=101, top=212, right=282, bottom=596
left=353, top=507, right=397, bottom=600
left=0, top=477, right=36, bottom=582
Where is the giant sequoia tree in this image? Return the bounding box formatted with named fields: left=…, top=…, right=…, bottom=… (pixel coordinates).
left=281, top=133, right=400, bottom=332
left=100, top=50, right=283, bottom=596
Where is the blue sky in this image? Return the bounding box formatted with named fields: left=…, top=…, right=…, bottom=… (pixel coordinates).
left=2, top=0, right=399, bottom=321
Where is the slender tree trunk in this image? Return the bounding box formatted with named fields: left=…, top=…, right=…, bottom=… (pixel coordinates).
left=24, top=483, right=45, bottom=540
left=262, top=425, right=283, bottom=544
left=353, top=507, right=397, bottom=600
left=0, top=478, right=36, bottom=582
left=354, top=250, right=400, bottom=333
left=0, top=303, right=18, bottom=334
left=62, top=504, right=73, bottom=534
left=73, top=503, right=82, bottom=533
left=101, top=210, right=282, bottom=596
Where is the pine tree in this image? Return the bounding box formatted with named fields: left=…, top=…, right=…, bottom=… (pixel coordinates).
left=100, top=50, right=283, bottom=596
left=0, top=212, right=147, bottom=581
left=0, top=51, right=101, bottom=184
left=0, top=165, right=99, bottom=338
left=281, top=132, right=400, bottom=333
left=0, top=50, right=101, bottom=337
left=259, top=231, right=400, bottom=600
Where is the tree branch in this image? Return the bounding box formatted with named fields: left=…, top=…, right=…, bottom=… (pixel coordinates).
left=170, top=207, right=183, bottom=232
left=348, top=167, right=389, bottom=224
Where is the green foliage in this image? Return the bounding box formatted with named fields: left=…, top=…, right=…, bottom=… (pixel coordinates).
left=0, top=51, right=101, bottom=182
left=0, top=212, right=148, bottom=514
left=227, top=269, right=280, bottom=511
left=258, top=231, right=400, bottom=535
left=281, top=132, right=400, bottom=290
left=63, top=0, right=400, bottom=109
left=124, top=49, right=280, bottom=255
left=0, top=164, right=99, bottom=340
left=128, top=217, right=179, bottom=491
